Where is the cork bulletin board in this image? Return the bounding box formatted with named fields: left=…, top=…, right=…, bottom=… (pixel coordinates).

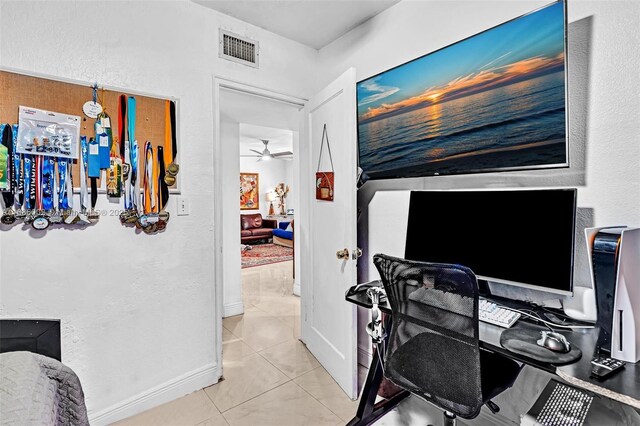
left=0, top=70, right=178, bottom=191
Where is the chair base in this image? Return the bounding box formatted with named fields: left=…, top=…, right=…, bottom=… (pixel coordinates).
left=428, top=410, right=456, bottom=426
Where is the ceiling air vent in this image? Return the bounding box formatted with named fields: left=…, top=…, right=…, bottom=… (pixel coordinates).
left=219, top=29, right=259, bottom=68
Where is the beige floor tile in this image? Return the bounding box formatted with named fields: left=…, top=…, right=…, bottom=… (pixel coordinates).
left=259, top=339, right=320, bottom=379
left=195, top=412, right=230, bottom=426
left=204, top=352, right=289, bottom=412
left=222, top=327, right=255, bottom=362
left=113, top=390, right=219, bottom=426
left=294, top=366, right=360, bottom=422
left=222, top=382, right=342, bottom=426
left=222, top=309, right=296, bottom=351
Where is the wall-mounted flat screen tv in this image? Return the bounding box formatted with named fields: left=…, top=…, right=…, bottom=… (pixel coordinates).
left=357, top=1, right=568, bottom=179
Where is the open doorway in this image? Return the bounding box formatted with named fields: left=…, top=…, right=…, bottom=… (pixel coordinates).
left=213, top=79, right=306, bottom=377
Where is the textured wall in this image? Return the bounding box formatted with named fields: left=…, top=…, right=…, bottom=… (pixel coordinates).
left=0, top=0, right=318, bottom=422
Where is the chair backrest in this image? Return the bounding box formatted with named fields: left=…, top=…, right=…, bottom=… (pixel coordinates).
left=373, top=253, right=482, bottom=418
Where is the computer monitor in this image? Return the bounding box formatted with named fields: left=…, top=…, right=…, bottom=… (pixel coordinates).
left=404, top=189, right=577, bottom=295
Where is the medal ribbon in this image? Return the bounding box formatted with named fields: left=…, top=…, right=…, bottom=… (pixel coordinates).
left=24, top=155, right=33, bottom=209
left=35, top=155, right=43, bottom=211
left=80, top=136, right=89, bottom=211
left=118, top=94, right=127, bottom=160
left=12, top=124, right=23, bottom=207
left=127, top=97, right=139, bottom=212
left=163, top=100, right=178, bottom=166
left=124, top=142, right=131, bottom=210
left=58, top=159, right=69, bottom=210
left=128, top=97, right=136, bottom=157
left=132, top=142, right=139, bottom=212
left=1, top=125, right=14, bottom=209
left=143, top=141, right=154, bottom=214
left=157, top=146, right=169, bottom=211
left=42, top=156, right=54, bottom=211
left=66, top=157, right=74, bottom=210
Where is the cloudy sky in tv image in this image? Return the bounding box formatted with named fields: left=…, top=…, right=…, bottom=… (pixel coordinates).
left=357, top=2, right=565, bottom=125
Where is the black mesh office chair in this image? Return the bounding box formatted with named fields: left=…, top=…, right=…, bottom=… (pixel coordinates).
left=373, top=254, right=522, bottom=425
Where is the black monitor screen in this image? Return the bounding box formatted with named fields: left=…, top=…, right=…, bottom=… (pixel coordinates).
left=404, top=189, right=576, bottom=294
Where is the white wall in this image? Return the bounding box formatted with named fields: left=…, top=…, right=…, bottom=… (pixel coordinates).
left=316, top=0, right=640, bottom=371
left=0, top=0, right=318, bottom=423
left=221, top=120, right=243, bottom=317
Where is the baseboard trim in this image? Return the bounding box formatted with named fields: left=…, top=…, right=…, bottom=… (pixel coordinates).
left=358, top=345, right=373, bottom=367
left=88, top=363, right=218, bottom=426
left=293, top=281, right=301, bottom=297
left=223, top=301, right=245, bottom=317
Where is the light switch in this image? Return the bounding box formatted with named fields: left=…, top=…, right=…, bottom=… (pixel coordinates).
left=177, top=197, right=190, bottom=216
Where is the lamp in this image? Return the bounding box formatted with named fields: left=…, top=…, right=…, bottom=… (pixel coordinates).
left=266, top=191, right=277, bottom=215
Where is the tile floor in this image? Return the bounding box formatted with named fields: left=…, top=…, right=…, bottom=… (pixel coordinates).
left=115, top=260, right=362, bottom=426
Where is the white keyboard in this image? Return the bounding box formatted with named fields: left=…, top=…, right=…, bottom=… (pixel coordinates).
left=479, top=299, right=521, bottom=328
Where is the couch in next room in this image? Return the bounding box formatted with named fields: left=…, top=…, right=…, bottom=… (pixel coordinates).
left=241, top=213, right=277, bottom=244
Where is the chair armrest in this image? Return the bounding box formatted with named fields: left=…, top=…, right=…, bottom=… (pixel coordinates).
left=263, top=219, right=278, bottom=229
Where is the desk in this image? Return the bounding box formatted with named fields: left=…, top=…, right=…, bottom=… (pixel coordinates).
left=346, top=282, right=640, bottom=425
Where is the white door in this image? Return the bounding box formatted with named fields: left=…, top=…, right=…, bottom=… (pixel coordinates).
left=300, top=68, right=358, bottom=399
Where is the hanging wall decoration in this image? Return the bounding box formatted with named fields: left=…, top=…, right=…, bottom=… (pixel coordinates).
left=315, top=124, right=334, bottom=201
left=240, top=173, right=259, bottom=210
left=0, top=70, right=180, bottom=233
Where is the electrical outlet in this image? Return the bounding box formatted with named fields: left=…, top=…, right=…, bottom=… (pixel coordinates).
left=177, top=197, right=190, bottom=216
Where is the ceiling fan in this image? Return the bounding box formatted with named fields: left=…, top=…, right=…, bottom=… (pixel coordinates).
left=243, top=139, right=293, bottom=161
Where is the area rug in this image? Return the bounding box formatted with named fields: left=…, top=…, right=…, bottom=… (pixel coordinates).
left=241, top=243, right=293, bottom=268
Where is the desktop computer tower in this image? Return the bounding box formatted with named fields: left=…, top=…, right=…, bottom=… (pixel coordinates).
left=587, top=227, right=640, bottom=362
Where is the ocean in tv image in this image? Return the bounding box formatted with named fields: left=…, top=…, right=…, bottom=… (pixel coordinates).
left=357, top=1, right=567, bottom=178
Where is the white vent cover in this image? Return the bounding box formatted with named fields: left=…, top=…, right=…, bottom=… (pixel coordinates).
left=219, top=29, right=259, bottom=68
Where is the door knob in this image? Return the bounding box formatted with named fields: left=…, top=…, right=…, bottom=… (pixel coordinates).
left=352, top=248, right=363, bottom=260
left=336, top=248, right=350, bottom=260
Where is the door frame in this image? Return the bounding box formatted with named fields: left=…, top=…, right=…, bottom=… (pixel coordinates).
left=212, top=76, right=307, bottom=377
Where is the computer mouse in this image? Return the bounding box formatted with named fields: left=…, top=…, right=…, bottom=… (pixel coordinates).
left=537, top=331, right=571, bottom=353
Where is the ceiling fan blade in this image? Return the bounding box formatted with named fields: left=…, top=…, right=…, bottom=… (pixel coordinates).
left=272, top=151, right=293, bottom=157
left=249, top=149, right=263, bottom=155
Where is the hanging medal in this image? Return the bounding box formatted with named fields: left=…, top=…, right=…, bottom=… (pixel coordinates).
left=1, top=124, right=16, bottom=224
left=103, top=97, right=124, bottom=198
left=23, top=153, right=34, bottom=224
left=41, top=156, right=54, bottom=213
left=87, top=137, right=100, bottom=223
left=31, top=155, right=50, bottom=230
left=157, top=146, right=170, bottom=230
left=164, top=100, right=179, bottom=185
left=57, top=158, right=69, bottom=209
left=12, top=124, right=25, bottom=220
left=77, top=136, right=91, bottom=224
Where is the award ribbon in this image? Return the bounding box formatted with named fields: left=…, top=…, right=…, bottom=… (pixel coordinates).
left=132, top=142, right=140, bottom=212
left=1, top=124, right=14, bottom=209
left=42, top=156, right=55, bottom=211
left=58, top=159, right=69, bottom=210
left=157, top=146, right=170, bottom=229
left=34, top=155, right=43, bottom=211
left=164, top=100, right=179, bottom=184
left=24, top=155, right=33, bottom=210
left=119, top=94, right=127, bottom=160
left=1, top=124, right=16, bottom=224
left=124, top=142, right=131, bottom=210
left=12, top=124, right=23, bottom=208
left=80, top=136, right=89, bottom=212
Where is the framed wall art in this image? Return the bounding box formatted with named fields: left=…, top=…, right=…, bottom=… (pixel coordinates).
left=240, top=172, right=259, bottom=210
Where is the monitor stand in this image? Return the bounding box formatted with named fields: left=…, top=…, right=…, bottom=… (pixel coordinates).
left=478, top=279, right=492, bottom=298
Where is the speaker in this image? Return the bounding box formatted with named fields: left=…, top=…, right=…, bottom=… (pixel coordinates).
left=588, top=227, right=640, bottom=361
